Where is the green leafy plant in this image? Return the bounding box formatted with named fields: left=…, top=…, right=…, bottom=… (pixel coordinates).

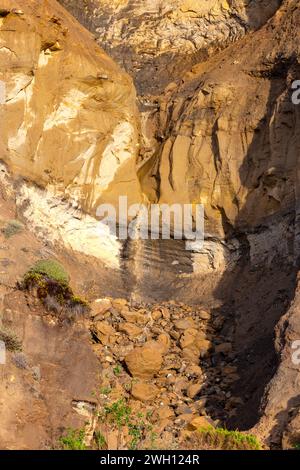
left=22, top=260, right=90, bottom=317
left=70, top=295, right=89, bottom=308
left=101, top=399, right=151, bottom=450
left=113, top=364, right=122, bottom=376
left=128, top=422, right=143, bottom=450
left=27, top=259, right=69, bottom=285
left=100, top=386, right=112, bottom=396
left=59, top=428, right=86, bottom=450
left=104, top=399, right=132, bottom=428
left=149, top=430, right=158, bottom=450
left=194, top=426, right=262, bottom=450
left=94, top=431, right=106, bottom=450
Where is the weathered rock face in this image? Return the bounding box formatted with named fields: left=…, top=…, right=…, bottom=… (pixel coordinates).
left=59, top=0, right=281, bottom=96
left=0, top=291, right=101, bottom=450
left=0, top=0, right=141, bottom=216
left=254, top=273, right=300, bottom=448
left=1, top=0, right=300, bottom=450
left=59, top=0, right=296, bottom=261
left=139, top=0, right=300, bottom=244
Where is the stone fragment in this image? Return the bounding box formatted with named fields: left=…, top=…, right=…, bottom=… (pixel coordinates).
left=152, top=309, right=162, bottom=321
left=90, top=298, right=111, bottom=317
left=187, top=416, right=213, bottom=431
left=187, top=383, right=202, bottom=399
left=92, top=321, right=116, bottom=344
left=215, top=343, right=232, bottom=354
left=175, top=317, right=195, bottom=330
left=118, top=323, right=143, bottom=338
left=157, top=333, right=171, bottom=353
left=131, top=382, right=160, bottom=402
left=198, top=310, right=211, bottom=320
left=120, top=310, right=149, bottom=325
left=125, top=342, right=163, bottom=379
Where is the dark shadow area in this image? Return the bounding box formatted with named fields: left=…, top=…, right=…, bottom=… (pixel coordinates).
left=229, top=0, right=283, bottom=30
left=268, top=395, right=300, bottom=448
left=120, top=239, right=193, bottom=303
left=210, top=58, right=300, bottom=430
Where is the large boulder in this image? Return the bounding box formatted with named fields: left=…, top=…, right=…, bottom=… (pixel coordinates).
left=125, top=342, right=163, bottom=379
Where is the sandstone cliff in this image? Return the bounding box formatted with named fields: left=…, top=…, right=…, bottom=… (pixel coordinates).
left=1, top=0, right=300, bottom=451
left=54, top=0, right=300, bottom=448
left=141, top=0, right=300, bottom=240
left=59, top=0, right=281, bottom=96
left=0, top=0, right=141, bottom=216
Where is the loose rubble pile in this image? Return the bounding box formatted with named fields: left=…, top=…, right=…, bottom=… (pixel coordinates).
left=86, top=297, right=240, bottom=448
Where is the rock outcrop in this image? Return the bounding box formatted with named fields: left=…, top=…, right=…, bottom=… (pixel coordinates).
left=59, top=0, right=281, bottom=96
left=0, top=0, right=141, bottom=216
left=141, top=0, right=300, bottom=242
left=59, top=0, right=297, bottom=274
left=1, top=0, right=300, bottom=451
left=254, top=273, right=300, bottom=448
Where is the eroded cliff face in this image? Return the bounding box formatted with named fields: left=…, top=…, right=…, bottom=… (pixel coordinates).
left=254, top=274, right=300, bottom=448
left=0, top=0, right=141, bottom=216
left=1, top=0, right=300, bottom=450
left=58, top=0, right=300, bottom=447
left=126, top=0, right=300, bottom=279
left=59, top=0, right=293, bottom=245
left=140, top=1, right=299, bottom=239
left=59, top=0, right=281, bottom=96
left=150, top=0, right=300, bottom=440
left=59, top=0, right=290, bottom=274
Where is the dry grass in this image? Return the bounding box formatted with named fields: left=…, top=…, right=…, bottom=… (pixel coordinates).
left=0, top=327, right=22, bottom=352
left=183, top=426, right=262, bottom=450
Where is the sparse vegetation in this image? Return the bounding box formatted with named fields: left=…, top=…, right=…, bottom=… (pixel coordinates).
left=99, top=386, right=111, bottom=396
left=22, top=259, right=90, bottom=319
left=26, top=259, right=69, bottom=284
left=124, top=382, right=132, bottom=392
left=12, top=352, right=28, bottom=369
left=94, top=431, right=106, bottom=450
left=185, top=426, right=262, bottom=450
left=104, top=399, right=132, bottom=429
left=0, top=327, right=22, bottom=352
left=57, top=397, right=146, bottom=450
left=113, top=364, right=122, bottom=376
left=59, top=428, right=86, bottom=450
left=99, top=399, right=154, bottom=450
left=70, top=295, right=90, bottom=309
left=2, top=219, right=24, bottom=239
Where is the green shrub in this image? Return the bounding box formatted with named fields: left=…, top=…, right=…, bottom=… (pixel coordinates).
left=94, top=431, right=106, bottom=450
left=59, top=428, right=86, bottom=450
left=104, top=399, right=132, bottom=428
left=101, top=399, right=150, bottom=450
left=28, top=259, right=69, bottom=284
left=2, top=219, right=24, bottom=239
left=22, top=260, right=90, bottom=318
left=196, top=426, right=262, bottom=450
left=113, top=364, right=122, bottom=376
left=0, top=328, right=22, bottom=352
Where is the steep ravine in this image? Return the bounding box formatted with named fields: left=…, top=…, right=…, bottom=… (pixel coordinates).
left=58, top=0, right=300, bottom=445
left=1, top=0, right=300, bottom=449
